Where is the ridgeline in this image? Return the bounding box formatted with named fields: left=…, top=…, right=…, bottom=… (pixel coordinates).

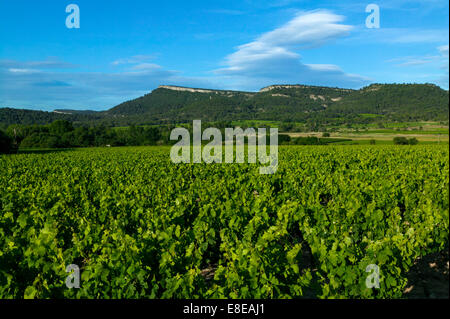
left=0, top=83, right=448, bottom=128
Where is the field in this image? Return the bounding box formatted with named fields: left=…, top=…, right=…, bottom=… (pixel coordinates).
left=285, top=122, right=449, bottom=145
left=233, top=120, right=450, bottom=144
left=0, top=145, right=448, bottom=298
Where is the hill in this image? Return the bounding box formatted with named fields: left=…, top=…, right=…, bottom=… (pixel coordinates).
left=0, top=83, right=448, bottom=127
left=328, top=83, right=449, bottom=122
left=0, top=108, right=105, bottom=129
left=105, top=83, right=448, bottom=125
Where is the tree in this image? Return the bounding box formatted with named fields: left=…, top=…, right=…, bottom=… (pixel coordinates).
left=278, top=134, right=291, bottom=145
left=393, top=137, right=409, bottom=145
left=49, top=120, right=74, bottom=136
left=393, top=137, right=418, bottom=145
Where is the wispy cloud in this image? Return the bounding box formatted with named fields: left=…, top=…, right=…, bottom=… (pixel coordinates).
left=0, top=57, right=77, bottom=70
left=244, top=0, right=303, bottom=9
left=437, top=44, right=449, bottom=88
left=348, top=27, right=449, bottom=44
left=387, top=55, right=442, bottom=66
left=0, top=57, right=212, bottom=110
left=8, top=68, right=41, bottom=74
left=111, top=55, right=156, bottom=66
left=387, top=44, right=449, bottom=88
left=438, top=44, right=449, bottom=59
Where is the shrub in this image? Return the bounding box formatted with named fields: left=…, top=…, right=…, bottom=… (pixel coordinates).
left=393, top=137, right=409, bottom=145
left=278, top=134, right=291, bottom=145
left=393, top=137, right=419, bottom=145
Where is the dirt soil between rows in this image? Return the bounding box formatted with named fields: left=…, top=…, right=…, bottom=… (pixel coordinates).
left=403, top=249, right=449, bottom=299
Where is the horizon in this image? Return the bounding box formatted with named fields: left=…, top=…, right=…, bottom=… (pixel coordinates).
left=0, top=0, right=449, bottom=111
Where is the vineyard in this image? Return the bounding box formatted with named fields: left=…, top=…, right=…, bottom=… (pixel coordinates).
left=0, top=145, right=448, bottom=298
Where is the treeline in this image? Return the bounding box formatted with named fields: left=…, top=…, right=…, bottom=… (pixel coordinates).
left=0, top=107, right=104, bottom=129
left=1, top=120, right=272, bottom=151
left=0, top=119, right=424, bottom=153
left=1, top=121, right=167, bottom=151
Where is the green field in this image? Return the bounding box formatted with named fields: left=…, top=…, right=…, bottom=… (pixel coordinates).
left=0, top=145, right=448, bottom=298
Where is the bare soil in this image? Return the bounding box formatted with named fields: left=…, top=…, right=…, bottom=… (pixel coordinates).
left=403, top=249, right=449, bottom=299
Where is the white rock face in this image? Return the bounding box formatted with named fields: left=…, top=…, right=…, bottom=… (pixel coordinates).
left=260, top=85, right=306, bottom=92
left=259, top=84, right=354, bottom=93
left=158, top=85, right=236, bottom=95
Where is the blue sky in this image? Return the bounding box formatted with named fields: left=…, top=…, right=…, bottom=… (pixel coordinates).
left=0, top=0, right=448, bottom=111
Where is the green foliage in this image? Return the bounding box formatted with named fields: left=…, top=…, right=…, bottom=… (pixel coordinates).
left=49, top=120, right=74, bottom=136
left=290, top=137, right=351, bottom=145
left=0, top=108, right=104, bottom=127
left=294, top=137, right=324, bottom=145
left=329, top=83, right=449, bottom=122
left=0, top=145, right=448, bottom=298
left=278, top=134, right=291, bottom=145
left=9, top=122, right=164, bottom=149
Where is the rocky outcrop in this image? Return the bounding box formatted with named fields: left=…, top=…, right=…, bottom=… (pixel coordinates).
left=260, top=84, right=354, bottom=93
left=260, top=85, right=307, bottom=92
left=158, top=85, right=240, bottom=95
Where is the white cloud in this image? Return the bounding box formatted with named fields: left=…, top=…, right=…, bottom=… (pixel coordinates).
left=438, top=44, right=449, bottom=58
left=8, top=68, right=41, bottom=74
left=305, top=64, right=342, bottom=72
left=130, top=63, right=165, bottom=71
left=214, top=10, right=369, bottom=89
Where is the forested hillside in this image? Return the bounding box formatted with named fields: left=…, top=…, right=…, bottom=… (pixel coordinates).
left=328, top=84, right=449, bottom=122
left=1, top=83, right=448, bottom=127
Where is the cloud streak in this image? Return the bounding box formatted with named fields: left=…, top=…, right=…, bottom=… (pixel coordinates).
left=0, top=58, right=212, bottom=110
left=386, top=44, right=449, bottom=88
